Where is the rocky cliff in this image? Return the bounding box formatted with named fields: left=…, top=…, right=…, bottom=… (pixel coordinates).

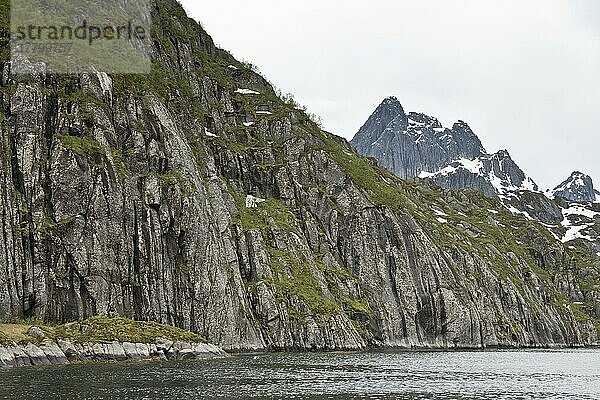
left=0, top=0, right=598, bottom=350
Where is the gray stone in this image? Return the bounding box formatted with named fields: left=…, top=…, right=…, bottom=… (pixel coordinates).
left=40, top=342, right=68, bottom=365
left=57, top=339, right=81, bottom=362
left=0, top=346, right=15, bottom=368
left=122, top=342, right=142, bottom=360
left=8, top=346, right=31, bottom=367
left=27, top=326, right=46, bottom=342
left=106, top=342, right=128, bottom=361
left=22, top=343, right=51, bottom=366
left=178, top=348, right=196, bottom=360
left=553, top=171, right=597, bottom=203
left=351, top=97, right=538, bottom=196
left=135, top=343, right=151, bottom=360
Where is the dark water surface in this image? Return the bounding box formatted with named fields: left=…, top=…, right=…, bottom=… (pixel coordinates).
left=1, top=349, right=599, bottom=399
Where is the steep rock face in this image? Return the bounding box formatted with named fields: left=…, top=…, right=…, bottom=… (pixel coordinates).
left=552, top=172, right=598, bottom=203
left=352, top=98, right=538, bottom=197
left=0, top=0, right=598, bottom=350
left=351, top=98, right=485, bottom=180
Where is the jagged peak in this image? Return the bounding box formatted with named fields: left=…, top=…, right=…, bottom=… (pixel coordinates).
left=375, top=96, right=405, bottom=116
left=407, top=112, right=442, bottom=129
left=352, top=96, right=406, bottom=145
left=452, top=120, right=473, bottom=132
left=493, top=149, right=511, bottom=160
left=552, top=171, right=596, bottom=202
left=382, top=95, right=401, bottom=105
left=555, top=171, right=594, bottom=189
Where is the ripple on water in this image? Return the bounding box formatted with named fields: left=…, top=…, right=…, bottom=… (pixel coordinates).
left=1, top=349, right=599, bottom=400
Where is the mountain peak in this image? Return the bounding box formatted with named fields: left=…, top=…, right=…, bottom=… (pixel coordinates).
left=552, top=171, right=596, bottom=202
left=494, top=149, right=511, bottom=159
left=351, top=97, right=406, bottom=147
left=376, top=96, right=405, bottom=117
left=382, top=95, right=401, bottom=104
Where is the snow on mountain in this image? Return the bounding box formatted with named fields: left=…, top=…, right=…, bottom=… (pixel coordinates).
left=552, top=171, right=597, bottom=203
left=419, top=151, right=539, bottom=196
left=351, top=97, right=486, bottom=181
left=352, top=97, right=599, bottom=249
left=352, top=97, right=537, bottom=198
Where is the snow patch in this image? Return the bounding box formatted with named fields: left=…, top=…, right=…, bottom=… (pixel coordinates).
left=431, top=207, right=448, bottom=217
left=562, top=205, right=599, bottom=219
left=236, top=89, right=261, bottom=95
left=246, top=195, right=266, bottom=208
left=562, top=223, right=595, bottom=243
left=205, top=128, right=217, bottom=137
left=420, top=158, right=484, bottom=179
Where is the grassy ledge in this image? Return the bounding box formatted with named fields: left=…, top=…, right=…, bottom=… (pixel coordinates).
left=0, top=316, right=207, bottom=346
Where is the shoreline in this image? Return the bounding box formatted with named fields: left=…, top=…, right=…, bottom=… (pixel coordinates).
left=3, top=342, right=599, bottom=370
left=0, top=338, right=228, bottom=369
left=0, top=317, right=228, bottom=369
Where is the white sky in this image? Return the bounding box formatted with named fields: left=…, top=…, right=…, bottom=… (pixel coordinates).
left=179, top=0, right=599, bottom=190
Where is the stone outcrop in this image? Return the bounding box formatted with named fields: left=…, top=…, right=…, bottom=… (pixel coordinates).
left=0, top=339, right=227, bottom=368
left=352, top=98, right=485, bottom=180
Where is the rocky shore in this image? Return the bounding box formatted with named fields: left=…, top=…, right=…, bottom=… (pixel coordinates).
left=0, top=338, right=227, bottom=368
left=0, top=317, right=228, bottom=368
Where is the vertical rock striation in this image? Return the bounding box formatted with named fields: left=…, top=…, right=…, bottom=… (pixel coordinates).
left=0, top=0, right=597, bottom=350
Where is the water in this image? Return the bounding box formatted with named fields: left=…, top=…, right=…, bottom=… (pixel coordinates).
left=1, top=349, right=599, bottom=399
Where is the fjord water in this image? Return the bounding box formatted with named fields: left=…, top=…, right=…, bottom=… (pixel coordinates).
left=1, top=350, right=599, bottom=399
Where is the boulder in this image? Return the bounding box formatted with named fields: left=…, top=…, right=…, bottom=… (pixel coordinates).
left=8, top=346, right=31, bottom=367
left=40, top=342, right=68, bottom=364
left=57, top=339, right=81, bottom=362
left=0, top=346, right=15, bottom=368
left=27, top=326, right=46, bottom=342
left=122, top=342, right=142, bottom=360
left=22, top=343, right=51, bottom=366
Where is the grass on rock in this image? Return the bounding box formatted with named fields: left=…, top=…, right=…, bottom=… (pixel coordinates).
left=0, top=316, right=207, bottom=345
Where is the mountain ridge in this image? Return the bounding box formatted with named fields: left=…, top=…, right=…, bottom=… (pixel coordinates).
left=351, top=97, right=538, bottom=196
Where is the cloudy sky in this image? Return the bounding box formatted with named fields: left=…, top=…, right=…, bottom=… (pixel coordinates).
left=180, top=0, right=599, bottom=189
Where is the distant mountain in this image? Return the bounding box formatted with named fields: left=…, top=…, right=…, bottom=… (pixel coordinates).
left=352, top=97, right=537, bottom=196
left=552, top=172, right=598, bottom=203
left=352, top=97, right=600, bottom=253
left=419, top=150, right=538, bottom=197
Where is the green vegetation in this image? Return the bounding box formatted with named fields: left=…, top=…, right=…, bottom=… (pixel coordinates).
left=0, top=329, right=11, bottom=345
left=52, top=316, right=206, bottom=344
left=231, top=190, right=297, bottom=233
left=267, top=248, right=341, bottom=321
left=56, top=134, right=105, bottom=159
left=0, top=0, right=9, bottom=64
left=0, top=317, right=206, bottom=345
left=38, top=215, right=77, bottom=236
left=149, top=171, right=195, bottom=195
left=313, top=129, right=411, bottom=211
left=111, top=149, right=128, bottom=181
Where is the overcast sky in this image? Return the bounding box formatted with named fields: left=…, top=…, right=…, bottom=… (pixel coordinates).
left=180, top=0, right=599, bottom=190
